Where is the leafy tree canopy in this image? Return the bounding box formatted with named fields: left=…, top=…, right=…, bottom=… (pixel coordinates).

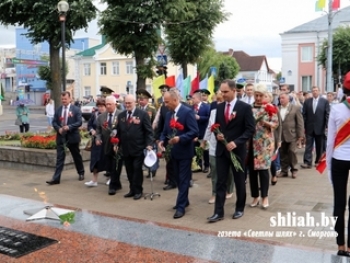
left=318, top=26, right=350, bottom=76
left=165, top=0, right=228, bottom=78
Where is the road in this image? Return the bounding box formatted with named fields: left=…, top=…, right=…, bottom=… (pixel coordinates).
left=0, top=107, right=88, bottom=135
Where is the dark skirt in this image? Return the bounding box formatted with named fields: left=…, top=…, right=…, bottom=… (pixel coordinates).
left=89, top=138, right=106, bottom=173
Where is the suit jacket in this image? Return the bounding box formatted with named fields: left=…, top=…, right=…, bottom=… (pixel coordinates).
left=154, top=101, right=191, bottom=140
left=303, top=97, right=330, bottom=135
left=117, top=108, right=154, bottom=157
left=95, top=110, right=122, bottom=155
left=279, top=104, right=304, bottom=143
left=193, top=103, right=210, bottom=139
left=52, top=104, right=82, bottom=144
left=215, top=100, right=255, bottom=160
left=138, top=104, right=156, bottom=124
left=160, top=104, right=199, bottom=160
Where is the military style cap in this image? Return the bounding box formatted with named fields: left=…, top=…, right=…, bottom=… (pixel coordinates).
left=100, top=86, right=114, bottom=96
left=236, top=79, right=246, bottom=89
left=200, top=89, right=211, bottom=95
left=158, top=84, right=171, bottom=91
left=136, top=89, right=152, bottom=99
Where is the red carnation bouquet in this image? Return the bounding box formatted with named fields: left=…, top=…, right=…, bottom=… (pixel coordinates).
left=211, top=123, right=243, bottom=172
left=255, top=101, right=278, bottom=123
left=110, top=137, right=122, bottom=171
left=163, top=119, right=184, bottom=161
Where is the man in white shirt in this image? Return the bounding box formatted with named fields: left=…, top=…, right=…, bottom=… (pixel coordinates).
left=241, top=83, right=254, bottom=105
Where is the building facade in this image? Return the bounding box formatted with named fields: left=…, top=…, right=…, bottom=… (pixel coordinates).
left=280, top=6, right=350, bottom=93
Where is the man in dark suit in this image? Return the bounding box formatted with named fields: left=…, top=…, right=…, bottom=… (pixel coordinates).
left=159, top=90, right=199, bottom=219
left=155, top=84, right=170, bottom=110
left=301, top=86, right=330, bottom=168
left=117, top=94, right=154, bottom=200
left=192, top=91, right=210, bottom=172
left=207, top=80, right=255, bottom=222
left=95, top=95, right=123, bottom=195
left=46, top=91, right=85, bottom=185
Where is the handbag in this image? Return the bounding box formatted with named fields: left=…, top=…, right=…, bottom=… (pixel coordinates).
left=84, top=137, right=93, bottom=151
left=15, top=118, right=22, bottom=126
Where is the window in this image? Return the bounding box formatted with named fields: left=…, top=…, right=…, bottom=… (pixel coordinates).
left=112, top=61, right=119, bottom=75
left=100, top=62, right=107, bottom=75
left=83, top=63, right=91, bottom=76
left=84, top=86, right=91, bottom=96
left=301, top=46, right=313, bottom=62
left=126, top=61, right=133, bottom=74
left=128, top=85, right=134, bottom=95
left=301, top=76, right=312, bottom=91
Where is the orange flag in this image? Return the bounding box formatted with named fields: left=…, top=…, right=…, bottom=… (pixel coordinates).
left=165, top=76, right=175, bottom=87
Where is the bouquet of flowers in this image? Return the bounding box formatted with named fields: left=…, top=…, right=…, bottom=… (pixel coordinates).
left=164, top=119, right=184, bottom=161
left=110, top=137, right=122, bottom=171
left=255, top=101, right=278, bottom=123
left=210, top=123, right=243, bottom=172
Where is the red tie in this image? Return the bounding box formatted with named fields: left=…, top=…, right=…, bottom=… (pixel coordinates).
left=194, top=104, right=198, bottom=112
left=225, top=103, right=230, bottom=124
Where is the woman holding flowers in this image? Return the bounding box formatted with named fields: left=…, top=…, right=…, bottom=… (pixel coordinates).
left=248, top=84, right=279, bottom=209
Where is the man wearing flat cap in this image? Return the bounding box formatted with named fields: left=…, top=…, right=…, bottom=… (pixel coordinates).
left=200, top=89, right=211, bottom=104
left=136, top=89, right=156, bottom=124
left=235, top=82, right=246, bottom=100
left=156, top=84, right=171, bottom=110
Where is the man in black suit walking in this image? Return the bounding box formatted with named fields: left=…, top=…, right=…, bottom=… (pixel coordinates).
left=116, top=94, right=154, bottom=200
left=301, top=86, right=330, bottom=168
left=46, top=91, right=85, bottom=185
left=207, top=80, right=255, bottom=222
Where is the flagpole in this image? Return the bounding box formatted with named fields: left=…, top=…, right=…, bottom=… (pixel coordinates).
left=326, top=0, right=333, bottom=92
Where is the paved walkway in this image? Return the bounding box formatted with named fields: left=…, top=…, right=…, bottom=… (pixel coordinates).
left=0, top=149, right=345, bottom=262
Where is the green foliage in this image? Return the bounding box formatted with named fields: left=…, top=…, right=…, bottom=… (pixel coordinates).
left=59, top=212, right=75, bottom=224
left=38, top=56, right=68, bottom=90
left=0, top=0, right=97, bottom=107
left=276, top=72, right=282, bottom=81
left=198, top=46, right=240, bottom=80
left=318, top=26, right=350, bottom=76
left=165, top=0, right=228, bottom=78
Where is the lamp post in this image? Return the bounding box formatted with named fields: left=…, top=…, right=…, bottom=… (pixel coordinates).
left=326, top=0, right=334, bottom=92
left=57, top=0, right=69, bottom=92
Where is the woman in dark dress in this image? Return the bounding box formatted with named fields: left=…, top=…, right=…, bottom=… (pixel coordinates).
left=85, top=99, right=107, bottom=187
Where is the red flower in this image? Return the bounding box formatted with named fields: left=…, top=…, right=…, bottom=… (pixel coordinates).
left=110, top=137, right=119, bottom=144
left=103, top=121, right=108, bottom=129
left=261, top=100, right=268, bottom=105
left=59, top=117, right=64, bottom=122
left=210, top=123, right=220, bottom=132
left=156, top=152, right=163, bottom=158
left=265, top=104, right=277, bottom=117
left=347, top=97, right=350, bottom=104
left=170, top=119, right=184, bottom=131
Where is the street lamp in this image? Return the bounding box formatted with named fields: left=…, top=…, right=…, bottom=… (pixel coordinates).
left=57, top=0, right=69, bottom=92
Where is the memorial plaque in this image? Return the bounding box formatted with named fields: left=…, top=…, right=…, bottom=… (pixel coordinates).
left=0, top=226, right=57, bottom=258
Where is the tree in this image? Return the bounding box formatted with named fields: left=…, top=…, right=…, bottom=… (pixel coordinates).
left=38, top=56, right=68, bottom=90
left=99, top=0, right=190, bottom=90
left=318, top=27, right=350, bottom=78
left=198, top=46, right=240, bottom=80
left=0, top=0, right=97, bottom=108
left=165, top=0, right=228, bottom=78
left=0, top=82, right=5, bottom=101
left=276, top=71, right=282, bottom=81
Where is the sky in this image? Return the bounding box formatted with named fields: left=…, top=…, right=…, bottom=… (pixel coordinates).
left=1, top=0, right=350, bottom=71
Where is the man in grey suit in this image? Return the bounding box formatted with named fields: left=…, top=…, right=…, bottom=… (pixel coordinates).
left=279, top=93, right=304, bottom=178
left=95, top=95, right=123, bottom=195
left=301, top=86, right=330, bottom=168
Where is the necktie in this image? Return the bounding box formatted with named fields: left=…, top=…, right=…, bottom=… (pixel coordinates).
left=194, top=104, right=198, bottom=112
left=63, top=106, right=68, bottom=125
left=225, top=103, right=230, bottom=124
left=313, top=99, right=317, bottom=113
left=248, top=97, right=251, bottom=104
left=108, top=113, right=113, bottom=128
left=127, top=111, right=132, bottom=124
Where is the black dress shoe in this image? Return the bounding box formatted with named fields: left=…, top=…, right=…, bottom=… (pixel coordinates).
left=124, top=192, right=135, bottom=198
left=173, top=210, right=184, bottom=219
left=115, top=186, right=122, bottom=191
left=163, top=184, right=176, bottom=191
left=206, top=174, right=211, bottom=178
left=78, top=174, right=84, bottom=181
left=172, top=202, right=190, bottom=210
left=203, top=167, right=209, bottom=173
left=207, top=214, right=224, bottom=222
left=232, top=211, right=244, bottom=219
left=46, top=180, right=60, bottom=185
left=108, top=189, right=116, bottom=195
left=300, top=164, right=312, bottom=169
left=146, top=171, right=156, bottom=178
left=164, top=179, right=169, bottom=185
left=133, top=193, right=142, bottom=200
left=337, top=250, right=350, bottom=257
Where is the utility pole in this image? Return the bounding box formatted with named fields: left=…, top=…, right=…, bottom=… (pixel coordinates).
left=326, top=0, right=334, bottom=92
